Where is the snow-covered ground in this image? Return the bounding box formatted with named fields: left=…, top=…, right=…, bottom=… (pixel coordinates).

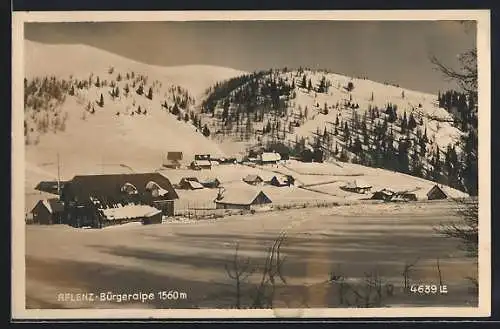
left=25, top=201, right=477, bottom=309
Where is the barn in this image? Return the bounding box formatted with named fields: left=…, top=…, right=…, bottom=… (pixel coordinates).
left=214, top=189, right=272, bottom=210
left=61, top=173, right=179, bottom=228
left=341, top=179, right=372, bottom=194
left=31, top=198, right=65, bottom=225
left=179, top=177, right=204, bottom=190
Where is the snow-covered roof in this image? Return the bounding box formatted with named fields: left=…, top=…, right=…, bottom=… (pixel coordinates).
left=259, top=152, right=281, bottom=162
left=373, top=189, right=394, bottom=196
left=427, top=184, right=468, bottom=199
left=243, top=174, right=263, bottom=182
left=200, top=177, right=220, bottom=184
left=146, top=181, right=169, bottom=196
left=344, top=179, right=372, bottom=189
left=100, top=204, right=161, bottom=221
left=271, top=175, right=289, bottom=184
left=193, top=160, right=212, bottom=167
left=187, top=180, right=204, bottom=189
left=214, top=188, right=271, bottom=206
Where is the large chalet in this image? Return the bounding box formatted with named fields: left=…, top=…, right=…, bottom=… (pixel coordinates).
left=61, top=173, right=178, bottom=228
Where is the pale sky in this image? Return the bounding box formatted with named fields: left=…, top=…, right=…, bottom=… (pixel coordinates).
left=25, top=20, right=476, bottom=94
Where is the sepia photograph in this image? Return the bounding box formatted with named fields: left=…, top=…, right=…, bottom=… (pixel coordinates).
left=11, top=10, right=491, bottom=319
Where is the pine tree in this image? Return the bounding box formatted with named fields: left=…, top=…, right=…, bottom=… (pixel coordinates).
left=136, top=84, right=144, bottom=95
left=408, top=113, right=417, bottom=130
left=301, top=74, right=307, bottom=89
left=401, top=111, right=408, bottom=134
left=410, top=148, right=423, bottom=177
left=98, top=93, right=104, bottom=107
left=147, top=87, right=153, bottom=100
left=184, top=113, right=189, bottom=122
left=307, top=79, right=313, bottom=92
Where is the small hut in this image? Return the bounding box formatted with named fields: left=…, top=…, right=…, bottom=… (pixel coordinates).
left=269, top=175, right=290, bottom=187
left=426, top=184, right=467, bottom=200
left=243, top=174, right=264, bottom=185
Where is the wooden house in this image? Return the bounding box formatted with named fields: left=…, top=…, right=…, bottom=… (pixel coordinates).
left=243, top=174, right=264, bottom=185
left=341, top=179, right=372, bottom=194
left=214, top=189, right=272, bottom=210
left=179, top=177, right=204, bottom=190
left=31, top=198, right=65, bottom=225
left=61, top=173, right=178, bottom=228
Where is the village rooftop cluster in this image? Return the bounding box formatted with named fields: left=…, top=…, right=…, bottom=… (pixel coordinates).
left=28, top=149, right=462, bottom=229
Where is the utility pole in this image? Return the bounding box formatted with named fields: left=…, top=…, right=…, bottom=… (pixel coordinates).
left=57, top=152, right=61, bottom=198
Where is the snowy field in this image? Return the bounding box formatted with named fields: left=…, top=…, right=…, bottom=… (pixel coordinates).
left=25, top=200, right=477, bottom=309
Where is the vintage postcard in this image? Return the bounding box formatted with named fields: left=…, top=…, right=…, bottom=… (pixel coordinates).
left=11, top=10, right=491, bottom=319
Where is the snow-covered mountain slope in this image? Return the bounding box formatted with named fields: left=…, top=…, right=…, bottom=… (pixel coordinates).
left=201, top=68, right=464, bottom=151
left=198, top=68, right=471, bottom=192
left=23, top=40, right=247, bottom=190
left=25, top=40, right=247, bottom=98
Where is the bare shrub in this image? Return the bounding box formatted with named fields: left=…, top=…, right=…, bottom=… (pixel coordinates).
left=224, top=234, right=287, bottom=308
left=435, top=198, right=478, bottom=258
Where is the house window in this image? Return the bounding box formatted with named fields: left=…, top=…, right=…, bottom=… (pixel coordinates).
left=121, top=182, right=139, bottom=195
left=146, top=181, right=168, bottom=198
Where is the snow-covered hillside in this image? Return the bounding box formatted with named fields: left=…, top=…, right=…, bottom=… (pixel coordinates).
left=198, top=68, right=471, bottom=192
left=23, top=40, right=247, bottom=192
